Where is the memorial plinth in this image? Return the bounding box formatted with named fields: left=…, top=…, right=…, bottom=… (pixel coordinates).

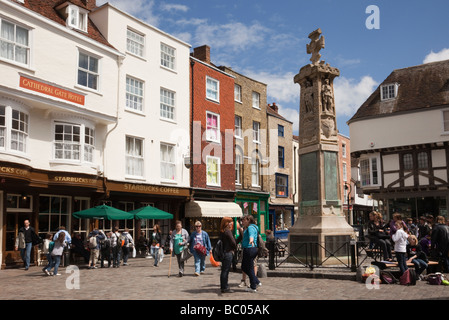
left=288, top=29, right=354, bottom=265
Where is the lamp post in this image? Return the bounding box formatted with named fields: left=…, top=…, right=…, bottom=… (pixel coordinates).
left=344, top=182, right=352, bottom=225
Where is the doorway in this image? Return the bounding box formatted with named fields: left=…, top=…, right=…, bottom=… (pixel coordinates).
left=3, top=194, right=33, bottom=267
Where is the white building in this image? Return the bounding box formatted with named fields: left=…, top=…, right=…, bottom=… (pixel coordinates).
left=348, top=59, right=449, bottom=221
left=0, top=0, right=122, bottom=268
left=90, top=3, right=191, bottom=238
left=0, top=0, right=191, bottom=268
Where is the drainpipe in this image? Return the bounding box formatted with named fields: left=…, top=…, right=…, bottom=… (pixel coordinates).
left=101, top=55, right=124, bottom=202
left=190, top=58, right=195, bottom=198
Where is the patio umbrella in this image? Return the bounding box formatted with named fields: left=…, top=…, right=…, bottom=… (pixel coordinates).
left=130, top=206, right=173, bottom=220
left=73, top=204, right=134, bottom=220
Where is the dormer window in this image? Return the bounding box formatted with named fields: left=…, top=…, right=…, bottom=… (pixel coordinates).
left=68, top=5, right=88, bottom=32
left=381, top=83, right=398, bottom=101
left=56, top=3, right=88, bottom=33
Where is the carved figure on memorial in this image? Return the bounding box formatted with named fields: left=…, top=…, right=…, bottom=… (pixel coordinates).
left=321, top=78, right=334, bottom=113
left=306, top=29, right=325, bottom=65
left=303, top=80, right=314, bottom=114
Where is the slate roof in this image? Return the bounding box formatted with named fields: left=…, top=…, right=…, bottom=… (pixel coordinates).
left=348, top=59, right=449, bottom=124
left=10, top=0, right=114, bottom=49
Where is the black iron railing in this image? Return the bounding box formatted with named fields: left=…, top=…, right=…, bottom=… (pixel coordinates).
left=266, top=238, right=367, bottom=271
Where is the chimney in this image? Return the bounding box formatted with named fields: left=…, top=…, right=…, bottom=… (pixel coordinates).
left=82, top=0, right=97, bottom=10
left=270, top=103, right=279, bottom=113
left=192, top=45, right=211, bottom=64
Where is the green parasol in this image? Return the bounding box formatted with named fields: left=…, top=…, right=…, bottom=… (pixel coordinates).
left=129, top=206, right=173, bottom=220
left=72, top=204, right=134, bottom=220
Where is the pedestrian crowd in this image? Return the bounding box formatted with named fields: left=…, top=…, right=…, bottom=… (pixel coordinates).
left=14, top=215, right=266, bottom=294
left=367, top=211, right=449, bottom=280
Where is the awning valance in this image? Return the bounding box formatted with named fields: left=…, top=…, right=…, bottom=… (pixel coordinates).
left=185, top=201, right=243, bottom=218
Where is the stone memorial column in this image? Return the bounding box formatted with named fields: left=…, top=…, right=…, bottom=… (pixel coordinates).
left=288, top=28, right=354, bottom=265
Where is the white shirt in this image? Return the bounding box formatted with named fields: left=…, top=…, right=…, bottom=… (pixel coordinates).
left=392, top=228, right=408, bottom=253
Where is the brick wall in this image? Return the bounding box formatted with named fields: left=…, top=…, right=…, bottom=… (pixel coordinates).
left=218, top=66, right=269, bottom=193
left=190, top=55, right=235, bottom=191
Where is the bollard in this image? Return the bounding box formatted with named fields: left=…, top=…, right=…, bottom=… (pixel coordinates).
left=350, top=239, right=357, bottom=272
left=267, top=240, right=275, bottom=270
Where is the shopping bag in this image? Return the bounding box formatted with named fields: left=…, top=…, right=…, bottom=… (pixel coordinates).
left=209, top=252, right=220, bottom=267
left=159, top=247, right=164, bottom=263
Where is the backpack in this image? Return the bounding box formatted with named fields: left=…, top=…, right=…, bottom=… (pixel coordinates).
left=427, top=273, right=443, bottom=285
left=120, top=233, right=129, bottom=247
left=380, top=270, right=398, bottom=284
left=257, top=234, right=268, bottom=258
left=100, top=238, right=110, bottom=250
left=212, top=239, right=225, bottom=262
left=399, top=269, right=416, bottom=286
left=248, top=225, right=267, bottom=258
left=89, top=236, right=97, bottom=249
left=48, top=241, right=55, bottom=253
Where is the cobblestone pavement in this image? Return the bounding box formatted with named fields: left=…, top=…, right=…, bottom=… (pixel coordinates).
left=1, top=255, right=449, bottom=302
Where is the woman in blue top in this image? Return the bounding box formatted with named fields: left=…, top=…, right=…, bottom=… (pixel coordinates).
left=239, top=214, right=261, bottom=293
left=189, top=221, right=211, bottom=276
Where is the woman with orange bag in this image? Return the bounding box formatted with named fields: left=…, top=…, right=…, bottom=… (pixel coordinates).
left=219, top=216, right=237, bottom=293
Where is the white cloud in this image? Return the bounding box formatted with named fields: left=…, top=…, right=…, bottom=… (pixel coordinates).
left=423, top=48, right=449, bottom=64
left=277, top=104, right=299, bottom=134
left=97, top=0, right=160, bottom=26
left=193, top=21, right=269, bottom=52
left=333, top=76, right=378, bottom=117
left=160, top=3, right=189, bottom=12
left=243, top=70, right=299, bottom=104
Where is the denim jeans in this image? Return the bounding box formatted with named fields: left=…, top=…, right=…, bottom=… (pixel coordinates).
left=192, top=250, right=206, bottom=273
left=220, top=252, right=233, bottom=290
left=122, top=247, right=130, bottom=264
left=241, top=247, right=259, bottom=290
left=396, top=252, right=408, bottom=275
left=412, top=258, right=428, bottom=275
left=151, top=247, right=159, bottom=266
left=44, top=253, right=53, bottom=271
left=52, top=255, right=62, bottom=275
left=20, top=242, right=32, bottom=269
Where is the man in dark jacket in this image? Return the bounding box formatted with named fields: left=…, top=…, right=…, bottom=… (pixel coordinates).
left=431, top=216, right=449, bottom=272
left=14, top=219, right=40, bottom=270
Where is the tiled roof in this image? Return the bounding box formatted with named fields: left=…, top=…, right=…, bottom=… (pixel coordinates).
left=267, top=103, right=293, bottom=124
left=10, top=0, right=114, bottom=49
left=348, top=59, right=449, bottom=123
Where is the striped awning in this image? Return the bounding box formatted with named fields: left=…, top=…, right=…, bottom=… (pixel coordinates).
left=185, top=201, right=243, bottom=218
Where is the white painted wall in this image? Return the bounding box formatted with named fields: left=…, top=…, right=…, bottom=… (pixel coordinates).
left=0, top=1, right=122, bottom=175
left=91, top=4, right=191, bottom=187
left=350, top=108, right=449, bottom=154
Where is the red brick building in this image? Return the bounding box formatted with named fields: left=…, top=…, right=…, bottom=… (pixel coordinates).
left=185, top=46, right=241, bottom=239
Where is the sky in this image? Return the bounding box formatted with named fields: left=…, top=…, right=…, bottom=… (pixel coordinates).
left=96, top=0, right=449, bottom=137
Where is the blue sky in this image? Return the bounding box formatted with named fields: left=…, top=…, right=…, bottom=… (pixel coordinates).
left=97, top=0, right=449, bottom=137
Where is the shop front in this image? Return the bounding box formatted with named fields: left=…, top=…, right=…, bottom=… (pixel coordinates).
left=268, top=204, right=295, bottom=240
left=104, top=180, right=190, bottom=245
left=234, top=191, right=269, bottom=240
left=374, top=192, right=448, bottom=222
left=0, top=162, right=104, bottom=269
